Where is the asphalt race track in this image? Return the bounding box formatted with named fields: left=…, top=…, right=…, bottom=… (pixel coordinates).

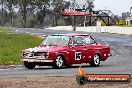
left=0, top=28, right=132, bottom=78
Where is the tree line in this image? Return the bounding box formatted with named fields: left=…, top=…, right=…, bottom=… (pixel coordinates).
left=0, top=0, right=70, bottom=28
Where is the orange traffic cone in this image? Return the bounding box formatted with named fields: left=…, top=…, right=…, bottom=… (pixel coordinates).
left=78, top=66, right=86, bottom=76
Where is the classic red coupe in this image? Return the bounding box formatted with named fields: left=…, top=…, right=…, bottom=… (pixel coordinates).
left=21, top=34, right=111, bottom=69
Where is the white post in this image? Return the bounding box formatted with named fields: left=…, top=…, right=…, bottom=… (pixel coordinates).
left=96, top=19, right=101, bottom=32
left=84, top=16, right=86, bottom=27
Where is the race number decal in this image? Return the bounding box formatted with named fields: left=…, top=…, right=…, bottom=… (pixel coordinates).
left=75, top=52, right=81, bottom=60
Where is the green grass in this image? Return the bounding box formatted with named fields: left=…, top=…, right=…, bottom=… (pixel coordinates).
left=0, top=28, right=43, bottom=65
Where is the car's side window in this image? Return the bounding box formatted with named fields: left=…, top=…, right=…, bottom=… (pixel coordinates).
left=75, top=36, right=83, bottom=45
left=69, top=37, right=74, bottom=45
left=90, top=36, right=96, bottom=44
left=83, top=36, right=96, bottom=44
left=69, top=36, right=84, bottom=46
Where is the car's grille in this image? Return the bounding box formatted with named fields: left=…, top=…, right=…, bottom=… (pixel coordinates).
left=22, top=52, right=49, bottom=59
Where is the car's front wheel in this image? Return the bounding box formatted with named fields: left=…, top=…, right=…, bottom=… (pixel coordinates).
left=23, top=61, right=36, bottom=69
left=89, top=54, right=100, bottom=67
left=52, top=55, right=65, bottom=69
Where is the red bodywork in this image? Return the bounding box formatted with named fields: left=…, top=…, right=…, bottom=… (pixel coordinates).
left=21, top=34, right=111, bottom=66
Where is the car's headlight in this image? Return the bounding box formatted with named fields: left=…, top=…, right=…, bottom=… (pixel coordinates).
left=21, top=52, right=33, bottom=58
left=21, top=52, right=49, bottom=59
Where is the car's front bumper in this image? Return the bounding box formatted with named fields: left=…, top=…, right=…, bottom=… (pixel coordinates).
left=21, top=59, right=53, bottom=63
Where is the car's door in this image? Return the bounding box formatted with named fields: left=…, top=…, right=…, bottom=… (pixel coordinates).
left=68, top=36, right=87, bottom=64
left=82, top=36, right=97, bottom=63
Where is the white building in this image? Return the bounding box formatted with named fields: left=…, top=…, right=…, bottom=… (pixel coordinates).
left=126, top=17, right=132, bottom=25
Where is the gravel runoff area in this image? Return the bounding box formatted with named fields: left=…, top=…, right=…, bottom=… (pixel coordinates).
left=0, top=76, right=131, bottom=88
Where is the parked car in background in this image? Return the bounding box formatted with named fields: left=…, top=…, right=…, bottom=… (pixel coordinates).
left=21, top=34, right=111, bottom=69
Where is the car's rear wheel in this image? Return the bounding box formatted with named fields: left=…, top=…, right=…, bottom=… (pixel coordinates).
left=89, top=54, right=100, bottom=67
left=52, top=55, right=65, bottom=69
left=24, top=61, right=36, bottom=69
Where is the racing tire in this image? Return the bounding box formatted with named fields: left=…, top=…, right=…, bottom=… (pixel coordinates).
left=24, top=61, right=36, bottom=69
left=89, top=54, right=100, bottom=67
left=52, top=55, right=65, bottom=69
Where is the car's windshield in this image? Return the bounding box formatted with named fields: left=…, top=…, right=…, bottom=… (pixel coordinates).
left=42, top=35, right=69, bottom=46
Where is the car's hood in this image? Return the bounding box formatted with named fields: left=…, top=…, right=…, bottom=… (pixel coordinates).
left=22, top=46, right=68, bottom=52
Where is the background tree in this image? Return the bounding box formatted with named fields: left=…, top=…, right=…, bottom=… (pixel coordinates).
left=5, top=0, right=17, bottom=26
left=0, top=0, right=96, bottom=27
left=122, top=12, right=130, bottom=19
left=51, top=0, right=66, bottom=26
left=85, top=0, right=95, bottom=13
left=0, top=0, right=6, bottom=27
left=17, top=0, right=33, bottom=28
left=32, top=0, right=50, bottom=28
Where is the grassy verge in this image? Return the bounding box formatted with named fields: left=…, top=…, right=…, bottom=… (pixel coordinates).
left=0, top=28, right=43, bottom=65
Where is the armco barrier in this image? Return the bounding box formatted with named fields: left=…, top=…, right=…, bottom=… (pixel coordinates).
left=45, top=26, right=132, bottom=35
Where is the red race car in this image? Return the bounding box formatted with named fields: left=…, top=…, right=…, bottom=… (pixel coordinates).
left=21, top=34, right=111, bottom=69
